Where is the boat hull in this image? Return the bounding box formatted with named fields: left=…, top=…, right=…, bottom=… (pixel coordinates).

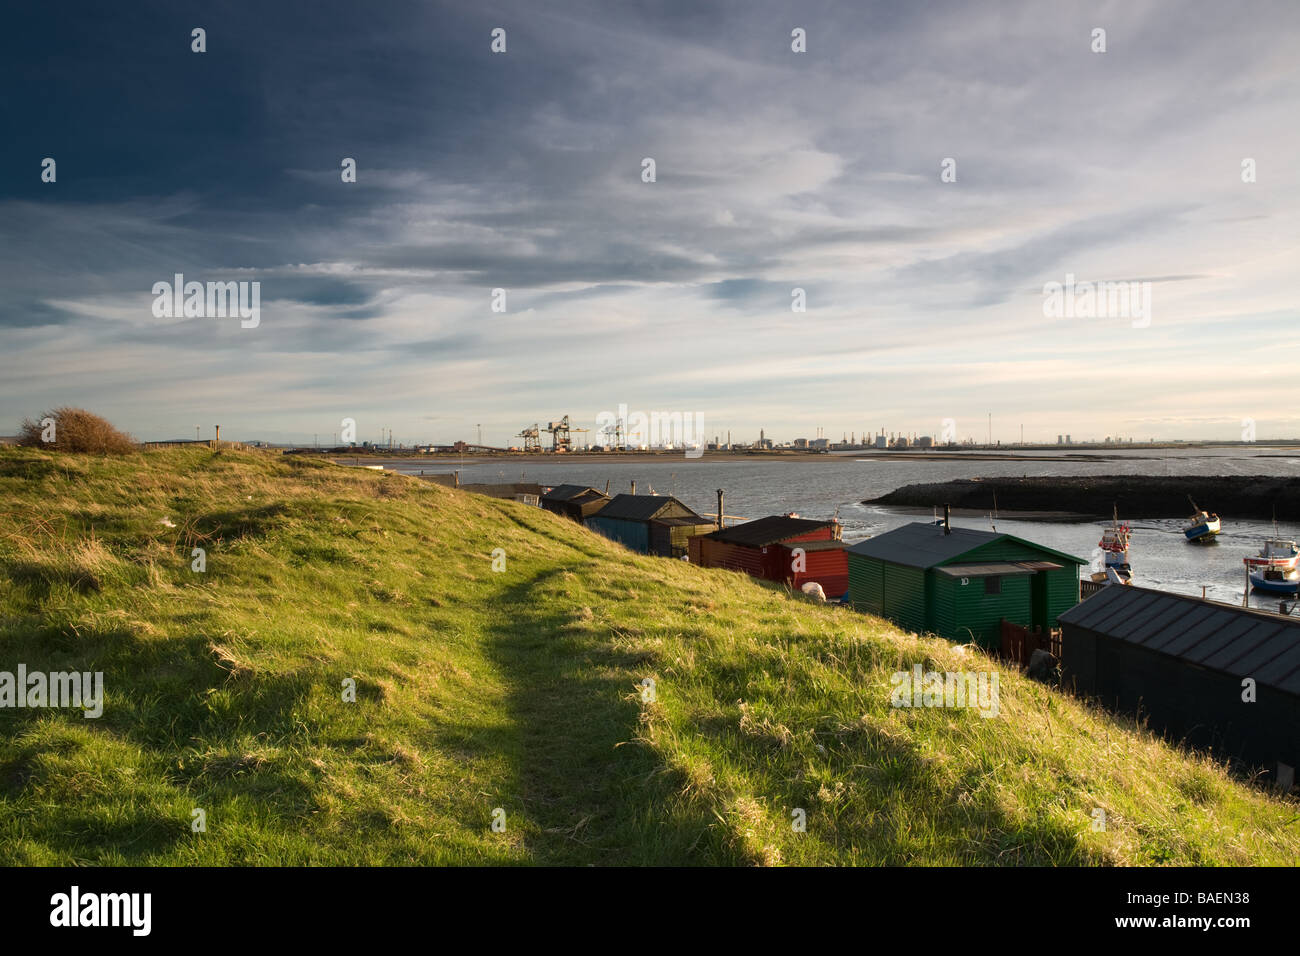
left=1243, top=539, right=1299, bottom=592
left=1249, top=572, right=1300, bottom=594
left=1106, top=565, right=1132, bottom=585
left=1184, top=520, right=1220, bottom=542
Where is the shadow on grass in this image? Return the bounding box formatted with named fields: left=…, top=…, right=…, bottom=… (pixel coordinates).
left=191, top=503, right=289, bottom=543
left=482, top=566, right=735, bottom=865
left=0, top=622, right=322, bottom=859
left=21, top=810, right=190, bottom=862
left=723, top=705, right=1096, bottom=864
left=5, top=560, right=104, bottom=597
left=0, top=456, right=60, bottom=480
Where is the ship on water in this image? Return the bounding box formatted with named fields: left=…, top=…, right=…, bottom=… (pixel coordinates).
left=1244, top=521, right=1300, bottom=593
left=1093, top=505, right=1133, bottom=585
left=1183, top=496, right=1221, bottom=543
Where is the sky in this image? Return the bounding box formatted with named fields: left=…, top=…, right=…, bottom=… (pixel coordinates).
left=1, top=0, right=1297, bottom=446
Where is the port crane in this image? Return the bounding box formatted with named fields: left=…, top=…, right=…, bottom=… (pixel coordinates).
left=516, top=423, right=541, bottom=452
left=543, top=415, right=588, bottom=452
left=601, top=416, right=626, bottom=451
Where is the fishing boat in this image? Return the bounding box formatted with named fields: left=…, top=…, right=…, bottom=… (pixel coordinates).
left=1094, top=506, right=1133, bottom=585
left=1244, top=531, right=1300, bottom=593
left=1183, top=496, right=1221, bottom=543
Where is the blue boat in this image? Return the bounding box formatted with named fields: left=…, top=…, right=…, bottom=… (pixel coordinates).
left=1245, top=535, right=1300, bottom=593
left=1250, top=571, right=1300, bottom=594
left=1183, top=497, right=1221, bottom=543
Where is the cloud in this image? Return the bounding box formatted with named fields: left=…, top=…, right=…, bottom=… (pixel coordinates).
left=1, top=0, right=1297, bottom=442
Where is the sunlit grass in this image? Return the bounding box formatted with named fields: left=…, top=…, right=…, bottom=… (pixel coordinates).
left=0, top=446, right=1295, bottom=865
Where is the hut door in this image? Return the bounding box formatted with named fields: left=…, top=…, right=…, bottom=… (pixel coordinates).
left=1031, top=572, right=1048, bottom=631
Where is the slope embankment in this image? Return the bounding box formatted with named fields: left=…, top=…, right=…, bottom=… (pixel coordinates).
left=0, top=447, right=1295, bottom=865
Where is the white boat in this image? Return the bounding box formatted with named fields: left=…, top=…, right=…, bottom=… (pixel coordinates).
left=1094, top=506, right=1132, bottom=585
left=1183, top=496, right=1221, bottom=542
left=1244, top=536, right=1300, bottom=594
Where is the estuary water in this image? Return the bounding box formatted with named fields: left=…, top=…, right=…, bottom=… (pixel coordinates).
left=372, top=447, right=1300, bottom=611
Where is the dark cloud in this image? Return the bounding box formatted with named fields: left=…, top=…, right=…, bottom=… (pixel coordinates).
left=0, top=0, right=1296, bottom=440
left=0, top=299, right=81, bottom=328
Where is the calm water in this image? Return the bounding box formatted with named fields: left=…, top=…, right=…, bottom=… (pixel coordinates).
left=370, top=448, right=1300, bottom=610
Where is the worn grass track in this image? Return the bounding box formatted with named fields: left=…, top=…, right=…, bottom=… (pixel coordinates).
left=0, top=447, right=1296, bottom=865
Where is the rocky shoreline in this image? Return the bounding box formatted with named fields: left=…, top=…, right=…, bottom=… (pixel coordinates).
left=864, top=475, right=1300, bottom=520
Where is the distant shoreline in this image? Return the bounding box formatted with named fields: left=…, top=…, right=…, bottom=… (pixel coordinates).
left=321, top=443, right=1300, bottom=468
left=865, top=475, right=1300, bottom=521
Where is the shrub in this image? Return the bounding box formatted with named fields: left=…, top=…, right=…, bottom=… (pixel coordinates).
left=17, top=407, right=136, bottom=454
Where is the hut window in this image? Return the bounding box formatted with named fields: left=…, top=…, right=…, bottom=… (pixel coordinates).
left=983, top=576, right=1002, bottom=595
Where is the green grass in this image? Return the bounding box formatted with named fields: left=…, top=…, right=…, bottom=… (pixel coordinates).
left=0, top=446, right=1296, bottom=865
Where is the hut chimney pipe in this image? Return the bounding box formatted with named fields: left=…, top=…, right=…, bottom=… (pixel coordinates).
left=944, top=503, right=951, bottom=534
left=716, top=488, right=724, bottom=530
left=631, top=480, right=637, bottom=496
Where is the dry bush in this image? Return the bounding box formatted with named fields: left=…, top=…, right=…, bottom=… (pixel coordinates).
left=18, top=407, right=136, bottom=454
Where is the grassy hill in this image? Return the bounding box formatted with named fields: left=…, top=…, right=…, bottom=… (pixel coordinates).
left=0, top=446, right=1296, bottom=865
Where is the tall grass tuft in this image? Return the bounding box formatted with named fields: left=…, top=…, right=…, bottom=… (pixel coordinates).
left=18, top=407, right=136, bottom=455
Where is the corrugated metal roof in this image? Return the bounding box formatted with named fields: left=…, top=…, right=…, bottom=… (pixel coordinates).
left=704, top=515, right=834, bottom=547
left=1059, top=585, right=1300, bottom=694
left=845, top=521, right=1084, bottom=569
left=935, top=562, right=1038, bottom=577
left=845, top=523, right=1000, bottom=568
left=541, top=484, right=607, bottom=502
left=596, top=494, right=701, bottom=522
